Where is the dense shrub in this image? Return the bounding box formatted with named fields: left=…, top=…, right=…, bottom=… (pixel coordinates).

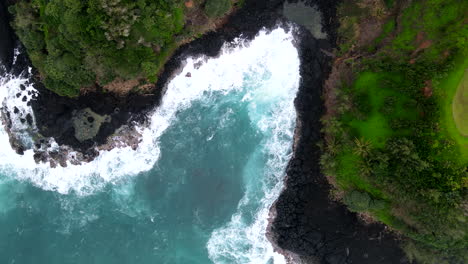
left=10, top=0, right=185, bottom=97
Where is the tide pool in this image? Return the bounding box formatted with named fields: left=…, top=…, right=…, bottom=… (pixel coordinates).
left=0, top=27, right=300, bottom=264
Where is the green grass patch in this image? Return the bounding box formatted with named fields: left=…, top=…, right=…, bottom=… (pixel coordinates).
left=336, top=149, right=384, bottom=198
left=345, top=72, right=417, bottom=148
left=374, top=20, right=396, bottom=45
left=437, top=55, right=468, bottom=161
left=389, top=0, right=467, bottom=61
left=349, top=114, right=391, bottom=148
left=391, top=2, right=420, bottom=52
left=453, top=71, right=468, bottom=136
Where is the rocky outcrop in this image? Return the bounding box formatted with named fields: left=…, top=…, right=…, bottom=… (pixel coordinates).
left=29, top=81, right=158, bottom=154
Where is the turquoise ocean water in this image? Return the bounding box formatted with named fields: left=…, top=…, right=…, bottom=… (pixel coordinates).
left=0, top=28, right=300, bottom=264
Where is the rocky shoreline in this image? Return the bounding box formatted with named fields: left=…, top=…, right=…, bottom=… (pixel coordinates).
left=267, top=2, right=411, bottom=264
left=1, top=0, right=410, bottom=262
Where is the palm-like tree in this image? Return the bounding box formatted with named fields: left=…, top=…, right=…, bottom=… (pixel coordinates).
left=359, top=159, right=373, bottom=177
left=353, top=137, right=372, bottom=157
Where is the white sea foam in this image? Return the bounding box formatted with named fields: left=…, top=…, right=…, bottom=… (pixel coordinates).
left=0, top=26, right=300, bottom=263
left=206, top=28, right=299, bottom=264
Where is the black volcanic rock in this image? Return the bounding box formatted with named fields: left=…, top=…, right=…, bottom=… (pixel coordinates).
left=29, top=81, right=159, bottom=153
left=0, top=0, right=14, bottom=71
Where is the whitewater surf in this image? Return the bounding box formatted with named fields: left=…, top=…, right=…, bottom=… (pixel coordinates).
left=0, top=27, right=300, bottom=263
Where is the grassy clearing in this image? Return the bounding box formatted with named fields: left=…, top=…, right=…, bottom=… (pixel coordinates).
left=345, top=72, right=417, bottom=148
left=453, top=70, right=468, bottom=137
left=335, top=149, right=385, bottom=197
left=453, top=71, right=468, bottom=136
left=437, top=56, right=468, bottom=161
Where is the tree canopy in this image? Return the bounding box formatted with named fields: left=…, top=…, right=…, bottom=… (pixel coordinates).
left=10, top=0, right=185, bottom=96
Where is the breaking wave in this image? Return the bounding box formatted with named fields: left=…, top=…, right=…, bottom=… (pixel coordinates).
left=0, top=26, right=300, bottom=263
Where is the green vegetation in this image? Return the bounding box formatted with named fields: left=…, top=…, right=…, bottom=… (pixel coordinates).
left=452, top=70, right=468, bottom=136
left=9, top=0, right=233, bottom=97
left=323, top=0, right=468, bottom=263
left=439, top=57, right=468, bottom=160
left=205, top=0, right=231, bottom=18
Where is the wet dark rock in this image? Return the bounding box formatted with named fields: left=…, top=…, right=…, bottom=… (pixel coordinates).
left=21, top=96, right=27, bottom=102
left=29, top=80, right=159, bottom=153
left=33, top=153, right=42, bottom=163
left=15, top=146, right=24, bottom=155
left=49, top=159, right=57, bottom=168
left=16, top=93, right=20, bottom=98
left=20, top=84, right=26, bottom=91
left=19, top=118, right=25, bottom=123
left=26, top=113, right=32, bottom=126
left=13, top=107, right=19, bottom=114
left=49, top=151, right=67, bottom=167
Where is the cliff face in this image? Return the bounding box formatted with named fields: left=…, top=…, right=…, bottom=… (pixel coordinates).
left=0, top=0, right=14, bottom=71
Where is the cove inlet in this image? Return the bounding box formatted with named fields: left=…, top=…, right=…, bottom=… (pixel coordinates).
left=0, top=27, right=301, bottom=264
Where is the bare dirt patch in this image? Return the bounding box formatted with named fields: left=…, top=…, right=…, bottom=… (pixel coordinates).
left=422, top=80, right=433, bottom=98
left=410, top=31, right=433, bottom=59
left=103, top=78, right=140, bottom=95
